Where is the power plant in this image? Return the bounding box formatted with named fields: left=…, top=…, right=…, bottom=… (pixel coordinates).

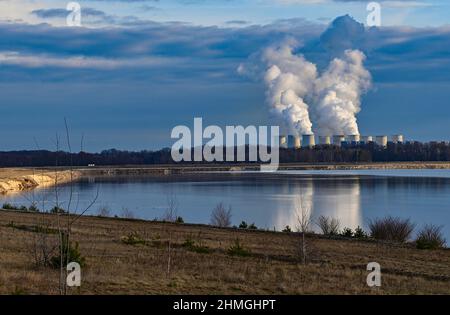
left=302, top=134, right=315, bottom=148
left=276, top=134, right=405, bottom=148
left=319, top=136, right=331, bottom=145
left=332, top=135, right=345, bottom=146
left=287, top=135, right=301, bottom=149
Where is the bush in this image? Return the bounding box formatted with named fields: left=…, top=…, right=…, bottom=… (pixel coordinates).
left=368, top=216, right=415, bottom=242
left=97, top=206, right=111, bottom=217
left=175, top=216, right=184, bottom=224
left=121, top=232, right=146, bottom=245
left=28, top=203, right=39, bottom=212
left=227, top=239, right=251, bottom=257
left=182, top=236, right=211, bottom=254
left=50, top=206, right=66, bottom=214
left=248, top=223, right=257, bottom=230
left=239, top=221, right=248, bottom=229
left=210, top=202, right=232, bottom=227
left=282, top=225, right=292, bottom=233
left=340, top=227, right=353, bottom=238
left=354, top=226, right=368, bottom=239
left=2, top=203, right=18, bottom=210
left=415, top=224, right=446, bottom=249
left=316, top=215, right=340, bottom=235
left=50, top=234, right=85, bottom=268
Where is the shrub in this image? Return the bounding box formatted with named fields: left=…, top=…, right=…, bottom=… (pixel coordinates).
left=354, top=226, right=368, bottom=239
left=2, top=203, right=18, bottom=210
left=28, top=203, right=39, bottom=212
left=121, top=232, right=146, bottom=246
left=248, top=223, right=257, bottom=230
left=239, top=221, right=248, bottom=229
left=282, top=225, right=292, bottom=233
left=50, top=206, right=66, bottom=214
left=97, top=206, right=111, bottom=217
left=415, top=224, right=446, bottom=249
left=340, top=227, right=353, bottom=238
left=210, top=202, right=232, bottom=227
left=182, top=236, right=211, bottom=254
left=175, top=216, right=184, bottom=224
left=227, top=239, right=251, bottom=257
left=316, top=215, right=340, bottom=235
left=121, top=208, right=135, bottom=219
left=368, top=216, right=415, bottom=242
left=50, top=234, right=86, bottom=268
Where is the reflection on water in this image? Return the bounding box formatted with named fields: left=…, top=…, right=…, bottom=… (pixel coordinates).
left=1, top=173, right=449, bottom=239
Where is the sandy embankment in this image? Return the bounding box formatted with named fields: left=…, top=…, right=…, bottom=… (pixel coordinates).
left=0, top=169, right=80, bottom=195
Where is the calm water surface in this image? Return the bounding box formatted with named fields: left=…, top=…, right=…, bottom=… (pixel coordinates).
left=2, top=170, right=450, bottom=239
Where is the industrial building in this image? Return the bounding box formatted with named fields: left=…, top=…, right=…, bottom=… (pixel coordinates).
left=319, top=136, right=331, bottom=145
left=302, top=134, right=315, bottom=147
left=277, top=134, right=405, bottom=148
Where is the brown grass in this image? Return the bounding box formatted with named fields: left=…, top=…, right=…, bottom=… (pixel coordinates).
left=0, top=210, right=449, bottom=295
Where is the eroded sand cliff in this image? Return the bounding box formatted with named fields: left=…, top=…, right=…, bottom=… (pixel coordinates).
left=0, top=169, right=80, bottom=194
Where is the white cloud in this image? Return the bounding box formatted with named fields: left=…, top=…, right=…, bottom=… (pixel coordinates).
left=0, top=51, right=178, bottom=69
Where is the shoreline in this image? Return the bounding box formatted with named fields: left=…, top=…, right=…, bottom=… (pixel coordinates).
left=2, top=162, right=450, bottom=194
left=0, top=168, right=81, bottom=195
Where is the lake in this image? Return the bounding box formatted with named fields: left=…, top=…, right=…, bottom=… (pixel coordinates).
left=1, top=169, right=450, bottom=240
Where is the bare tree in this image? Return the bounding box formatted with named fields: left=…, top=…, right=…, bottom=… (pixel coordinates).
left=121, top=207, right=135, bottom=219
left=97, top=205, right=111, bottom=217
left=210, top=202, right=232, bottom=227
left=316, top=215, right=340, bottom=235
left=295, top=194, right=312, bottom=265
left=162, top=190, right=178, bottom=222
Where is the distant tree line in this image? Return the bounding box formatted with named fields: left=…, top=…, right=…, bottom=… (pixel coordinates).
left=1, top=142, right=450, bottom=167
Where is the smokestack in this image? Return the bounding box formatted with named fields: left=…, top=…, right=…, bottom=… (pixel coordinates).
left=279, top=135, right=287, bottom=149
left=302, top=134, right=315, bottom=148
left=333, top=135, right=345, bottom=146
left=375, top=135, right=388, bottom=147
left=319, top=136, right=331, bottom=145
left=392, top=135, right=404, bottom=144
left=361, top=136, right=373, bottom=143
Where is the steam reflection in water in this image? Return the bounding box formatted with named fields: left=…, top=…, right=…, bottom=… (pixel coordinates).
left=1, top=173, right=449, bottom=239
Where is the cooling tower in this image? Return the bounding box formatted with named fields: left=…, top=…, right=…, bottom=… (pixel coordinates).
left=346, top=135, right=360, bottom=143
left=287, top=135, right=301, bottom=149
left=294, top=136, right=301, bottom=148
left=392, top=134, right=404, bottom=143
left=361, top=136, right=373, bottom=143
left=302, top=134, right=315, bottom=148
left=279, top=135, right=287, bottom=149
left=333, top=135, right=345, bottom=146
left=375, top=135, right=388, bottom=147
left=319, top=136, right=331, bottom=145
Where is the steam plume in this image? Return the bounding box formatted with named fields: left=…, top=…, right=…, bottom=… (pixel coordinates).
left=238, top=17, right=372, bottom=136
left=239, top=41, right=317, bottom=135
left=312, top=50, right=371, bottom=136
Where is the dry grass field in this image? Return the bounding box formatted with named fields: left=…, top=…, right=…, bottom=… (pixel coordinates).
left=0, top=210, right=449, bottom=295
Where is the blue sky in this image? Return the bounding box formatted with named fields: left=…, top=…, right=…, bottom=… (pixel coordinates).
left=1, top=0, right=450, bottom=151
